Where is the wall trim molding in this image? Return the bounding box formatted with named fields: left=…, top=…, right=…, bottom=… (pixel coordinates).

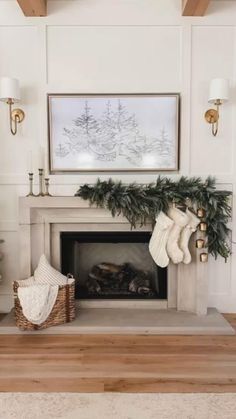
left=0, top=222, right=18, bottom=232
left=0, top=175, right=234, bottom=185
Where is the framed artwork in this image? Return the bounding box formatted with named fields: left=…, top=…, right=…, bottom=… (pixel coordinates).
left=47, top=93, right=180, bottom=173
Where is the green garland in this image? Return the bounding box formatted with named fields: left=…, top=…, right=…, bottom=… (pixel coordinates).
left=75, top=176, right=232, bottom=260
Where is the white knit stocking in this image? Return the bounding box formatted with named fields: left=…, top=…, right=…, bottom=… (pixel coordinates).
left=166, top=207, right=189, bottom=264
left=149, top=211, right=174, bottom=268
left=179, top=209, right=200, bottom=264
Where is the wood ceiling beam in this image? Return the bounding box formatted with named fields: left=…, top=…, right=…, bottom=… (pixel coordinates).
left=16, top=0, right=47, bottom=17
left=182, top=0, right=211, bottom=16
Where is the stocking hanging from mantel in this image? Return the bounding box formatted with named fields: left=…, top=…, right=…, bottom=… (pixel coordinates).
left=149, top=207, right=201, bottom=267
left=166, top=207, right=189, bottom=264
left=149, top=211, right=174, bottom=268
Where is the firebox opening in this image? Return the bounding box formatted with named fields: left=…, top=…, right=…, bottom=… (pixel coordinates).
left=61, top=231, right=167, bottom=300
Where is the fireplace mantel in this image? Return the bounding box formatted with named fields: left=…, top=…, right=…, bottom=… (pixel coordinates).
left=19, top=196, right=208, bottom=315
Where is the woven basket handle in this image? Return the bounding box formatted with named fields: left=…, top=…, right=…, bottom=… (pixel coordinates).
left=66, top=273, right=74, bottom=284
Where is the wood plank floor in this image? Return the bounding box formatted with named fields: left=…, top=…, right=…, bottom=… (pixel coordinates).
left=0, top=314, right=236, bottom=393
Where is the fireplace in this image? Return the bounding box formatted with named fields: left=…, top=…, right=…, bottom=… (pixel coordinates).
left=18, top=196, right=209, bottom=315
left=61, top=231, right=167, bottom=300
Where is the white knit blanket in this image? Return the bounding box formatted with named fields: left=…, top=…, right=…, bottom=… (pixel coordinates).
left=16, top=255, right=74, bottom=325
left=17, top=284, right=59, bottom=325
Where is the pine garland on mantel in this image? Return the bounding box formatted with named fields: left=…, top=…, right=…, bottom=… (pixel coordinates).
left=75, top=176, right=232, bottom=260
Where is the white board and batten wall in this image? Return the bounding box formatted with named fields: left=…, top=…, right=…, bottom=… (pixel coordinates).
left=0, top=0, right=236, bottom=312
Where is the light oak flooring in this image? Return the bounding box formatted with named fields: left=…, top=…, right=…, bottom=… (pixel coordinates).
left=0, top=314, right=235, bottom=393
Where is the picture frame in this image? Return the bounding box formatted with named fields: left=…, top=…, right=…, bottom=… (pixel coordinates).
left=47, top=93, right=180, bottom=173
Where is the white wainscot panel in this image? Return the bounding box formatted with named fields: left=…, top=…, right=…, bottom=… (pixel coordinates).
left=190, top=26, right=234, bottom=176
left=47, top=26, right=181, bottom=91
left=0, top=185, right=18, bottom=227
left=208, top=254, right=231, bottom=296
left=208, top=242, right=236, bottom=313
left=0, top=26, right=40, bottom=174
left=0, top=231, right=19, bottom=312
left=0, top=231, right=19, bottom=291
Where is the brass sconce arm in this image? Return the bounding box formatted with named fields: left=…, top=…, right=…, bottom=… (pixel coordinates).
left=7, top=98, right=25, bottom=136
left=204, top=99, right=222, bottom=137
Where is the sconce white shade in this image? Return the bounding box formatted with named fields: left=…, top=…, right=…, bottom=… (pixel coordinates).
left=0, top=77, right=20, bottom=103
left=208, top=78, right=229, bottom=104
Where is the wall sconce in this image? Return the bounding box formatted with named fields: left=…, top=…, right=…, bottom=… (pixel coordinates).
left=204, top=78, right=229, bottom=137
left=0, top=77, right=25, bottom=135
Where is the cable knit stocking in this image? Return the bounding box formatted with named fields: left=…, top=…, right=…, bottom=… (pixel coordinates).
left=166, top=207, right=189, bottom=264
left=179, top=209, right=200, bottom=264
left=149, top=211, right=174, bottom=268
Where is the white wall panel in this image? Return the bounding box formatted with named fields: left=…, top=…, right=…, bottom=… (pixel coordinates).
left=46, top=0, right=180, bottom=26
left=0, top=26, right=40, bottom=174
left=0, top=231, right=19, bottom=292
left=0, top=231, right=19, bottom=311
left=0, top=185, right=18, bottom=222
left=208, top=255, right=231, bottom=296
left=47, top=26, right=181, bottom=91
left=190, top=26, right=234, bottom=175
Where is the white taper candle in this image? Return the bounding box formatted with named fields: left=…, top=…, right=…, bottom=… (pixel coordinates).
left=39, top=147, right=45, bottom=169
left=28, top=150, right=33, bottom=173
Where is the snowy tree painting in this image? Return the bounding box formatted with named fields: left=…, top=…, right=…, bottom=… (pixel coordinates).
left=48, top=95, right=179, bottom=172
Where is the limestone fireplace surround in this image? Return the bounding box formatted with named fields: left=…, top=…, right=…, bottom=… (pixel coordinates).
left=19, top=196, right=208, bottom=316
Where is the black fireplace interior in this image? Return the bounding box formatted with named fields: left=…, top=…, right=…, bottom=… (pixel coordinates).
left=61, top=231, right=167, bottom=300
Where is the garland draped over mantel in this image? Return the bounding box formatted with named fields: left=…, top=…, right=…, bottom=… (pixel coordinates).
left=75, top=177, right=232, bottom=260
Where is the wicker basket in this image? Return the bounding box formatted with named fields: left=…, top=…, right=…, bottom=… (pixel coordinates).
left=13, top=276, right=76, bottom=331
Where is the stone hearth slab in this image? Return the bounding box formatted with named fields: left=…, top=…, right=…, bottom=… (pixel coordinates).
left=0, top=308, right=234, bottom=335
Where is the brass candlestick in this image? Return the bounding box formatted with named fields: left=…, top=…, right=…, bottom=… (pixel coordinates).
left=44, top=178, right=52, bottom=196
left=37, top=168, right=45, bottom=196
left=26, top=172, right=35, bottom=197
